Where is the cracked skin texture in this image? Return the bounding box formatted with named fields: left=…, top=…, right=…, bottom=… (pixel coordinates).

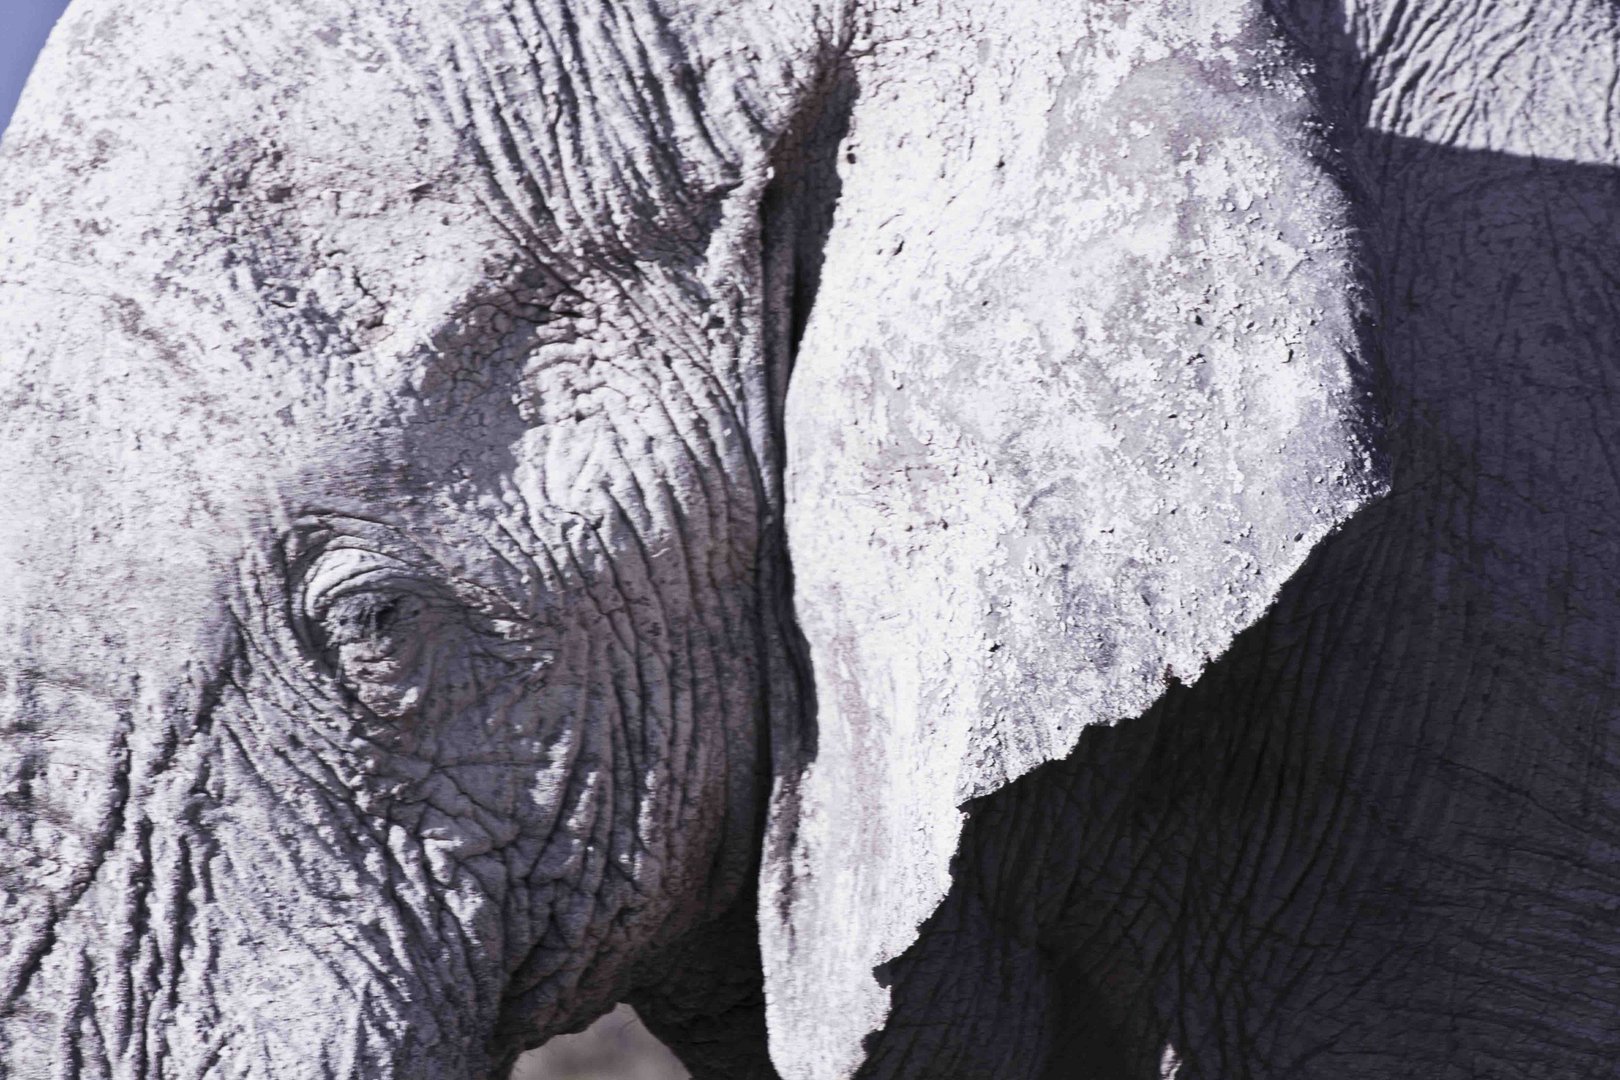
left=1, top=0, right=1616, bottom=1078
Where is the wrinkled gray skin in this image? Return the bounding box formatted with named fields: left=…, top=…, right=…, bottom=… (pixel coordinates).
left=2, top=0, right=1617, bottom=1078
left=0, top=1, right=814, bottom=1076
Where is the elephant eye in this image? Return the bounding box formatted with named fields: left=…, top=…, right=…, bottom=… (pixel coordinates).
left=323, top=590, right=422, bottom=642
left=294, top=544, right=453, bottom=718
left=294, top=544, right=553, bottom=720
left=312, top=585, right=450, bottom=720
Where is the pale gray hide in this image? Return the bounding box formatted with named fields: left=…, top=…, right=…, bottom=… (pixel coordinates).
left=1, top=0, right=823, bottom=1076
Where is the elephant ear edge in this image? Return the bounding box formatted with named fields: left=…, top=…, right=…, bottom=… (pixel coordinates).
left=761, top=3, right=1388, bottom=1078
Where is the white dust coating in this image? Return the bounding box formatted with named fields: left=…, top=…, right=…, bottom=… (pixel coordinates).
left=766, top=0, right=1387, bottom=1076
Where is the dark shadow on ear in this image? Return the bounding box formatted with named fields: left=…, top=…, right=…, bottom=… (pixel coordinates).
left=859, top=93, right=1620, bottom=1080
left=755, top=52, right=857, bottom=889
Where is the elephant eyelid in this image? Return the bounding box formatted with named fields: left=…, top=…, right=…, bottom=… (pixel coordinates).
left=297, top=547, right=437, bottom=622
left=309, top=577, right=448, bottom=632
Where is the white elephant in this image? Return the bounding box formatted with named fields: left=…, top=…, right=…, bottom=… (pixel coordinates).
left=2, top=0, right=1613, bottom=1077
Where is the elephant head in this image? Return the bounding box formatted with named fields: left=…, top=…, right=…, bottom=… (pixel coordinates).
left=0, top=1, right=829, bottom=1074
left=0, top=0, right=1406, bottom=1076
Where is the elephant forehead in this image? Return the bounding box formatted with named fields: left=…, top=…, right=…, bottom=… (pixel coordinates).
left=2, top=0, right=828, bottom=285
left=2, top=2, right=555, bottom=385
left=0, top=0, right=837, bottom=499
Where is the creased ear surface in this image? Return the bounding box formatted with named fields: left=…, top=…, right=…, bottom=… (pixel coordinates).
left=761, top=2, right=1388, bottom=1076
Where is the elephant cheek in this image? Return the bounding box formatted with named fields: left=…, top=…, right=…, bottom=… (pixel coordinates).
left=0, top=678, right=523, bottom=1079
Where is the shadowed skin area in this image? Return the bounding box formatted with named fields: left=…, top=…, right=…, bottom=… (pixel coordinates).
left=862, top=115, right=1620, bottom=1080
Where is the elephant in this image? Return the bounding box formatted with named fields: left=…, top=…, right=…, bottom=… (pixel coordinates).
left=2, top=0, right=1616, bottom=1076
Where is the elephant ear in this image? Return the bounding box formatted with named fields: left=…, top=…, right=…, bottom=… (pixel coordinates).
left=760, top=2, right=1387, bottom=1076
